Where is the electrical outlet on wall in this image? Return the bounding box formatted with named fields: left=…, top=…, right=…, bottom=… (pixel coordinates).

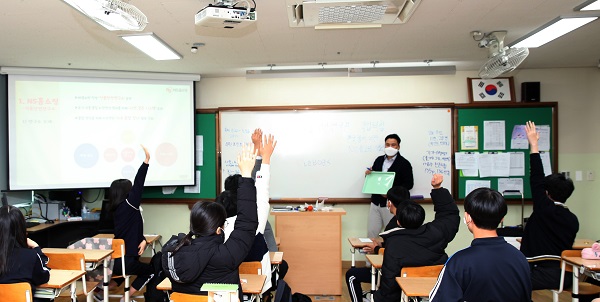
left=575, top=171, right=583, bottom=181
left=587, top=171, right=595, bottom=181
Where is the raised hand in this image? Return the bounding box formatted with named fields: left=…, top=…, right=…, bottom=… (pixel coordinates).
left=141, top=144, right=150, bottom=164
left=525, top=121, right=539, bottom=153
left=251, top=128, right=263, bottom=156
left=238, top=143, right=258, bottom=177
left=431, top=174, right=443, bottom=189
left=260, top=134, right=277, bottom=164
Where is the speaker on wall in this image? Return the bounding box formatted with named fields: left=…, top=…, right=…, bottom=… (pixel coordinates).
left=521, top=82, right=540, bottom=102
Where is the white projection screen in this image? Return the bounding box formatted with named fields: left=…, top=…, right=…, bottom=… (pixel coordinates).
left=7, top=74, right=195, bottom=190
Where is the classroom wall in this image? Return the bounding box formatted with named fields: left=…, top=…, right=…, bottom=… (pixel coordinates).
left=140, top=68, right=600, bottom=260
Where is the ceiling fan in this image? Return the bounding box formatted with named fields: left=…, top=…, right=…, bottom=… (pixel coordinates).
left=62, top=0, right=148, bottom=31
left=474, top=31, right=529, bottom=79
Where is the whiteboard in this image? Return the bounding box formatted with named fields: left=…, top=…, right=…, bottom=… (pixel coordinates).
left=219, top=108, right=452, bottom=199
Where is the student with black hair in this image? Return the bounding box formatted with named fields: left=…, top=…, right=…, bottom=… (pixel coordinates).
left=429, top=187, right=532, bottom=301
left=217, top=133, right=277, bottom=295
left=0, top=205, right=50, bottom=301
left=162, top=144, right=258, bottom=301
left=520, top=121, right=579, bottom=290
left=365, top=134, right=414, bottom=239
left=372, top=174, right=459, bottom=302
left=108, top=145, right=156, bottom=301
left=345, top=185, right=410, bottom=302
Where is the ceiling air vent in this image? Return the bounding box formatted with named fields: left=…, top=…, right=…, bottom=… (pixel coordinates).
left=286, top=0, right=422, bottom=28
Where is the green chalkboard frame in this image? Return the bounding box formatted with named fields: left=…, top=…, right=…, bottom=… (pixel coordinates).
left=453, top=103, right=558, bottom=200
left=143, top=111, right=218, bottom=203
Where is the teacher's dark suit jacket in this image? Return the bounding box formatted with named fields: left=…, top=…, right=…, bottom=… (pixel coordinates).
left=371, top=154, right=414, bottom=206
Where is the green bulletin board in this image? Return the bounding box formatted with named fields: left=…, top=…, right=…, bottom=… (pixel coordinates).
left=455, top=103, right=557, bottom=199
left=142, top=112, right=217, bottom=200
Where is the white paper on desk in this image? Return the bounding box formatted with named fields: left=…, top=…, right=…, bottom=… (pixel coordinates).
left=184, top=171, right=201, bottom=194
left=162, top=186, right=177, bottom=194
left=537, top=125, right=551, bottom=151
left=511, top=125, right=529, bottom=149
left=195, top=135, right=204, bottom=166
left=483, top=121, right=506, bottom=150
left=498, top=178, right=524, bottom=195
left=509, top=152, right=525, bottom=176
left=359, top=238, right=373, bottom=243
left=455, top=152, right=479, bottom=170
left=465, top=180, right=491, bottom=196
left=540, top=152, right=552, bottom=176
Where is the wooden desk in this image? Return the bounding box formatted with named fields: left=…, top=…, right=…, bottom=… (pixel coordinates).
left=348, top=237, right=383, bottom=267
left=27, top=220, right=99, bottom=248
left=43, top=248, right=113, bottom=301
left=365, top=254, right=384, bottom=296
left=272, top=208, right=346, bottom=295
left=157, top=274, right=267, bottom=296
left=93, top=233, right=163, bottom=255
left=515, top=238, right=595, bottom=250
left=36, top=269, right=85, bottom=300
left=269, top=252, right=283, bottom=265
left=561, top=255, right=600, bottom=302
left=396, top=277, right=437, bottom=300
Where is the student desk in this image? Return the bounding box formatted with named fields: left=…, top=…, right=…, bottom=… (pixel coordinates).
left=272, top=208, right=346, bottom=295
left=93, top=233, right=163, bottom=255
left=36, top=269, right=86, bottom=301
left=395, top=277, right=437, bottom=301
left=365, top=254, right=383, bottom=296
left=157, top=274, right=267, bottom=301
left=561, top=255, right=600, bottom=302
left=43, top=248, right=113, bottom=302
left=515, top=238, right=594, bottom=249
left=348, top=237, right=383, bottom=267
left=269, top=252, right=283, bottom=265
left=27, top=220, right=99, bottom=248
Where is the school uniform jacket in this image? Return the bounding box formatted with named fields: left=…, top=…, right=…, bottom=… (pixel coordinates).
left=520, top=153, right=578, bottom=261
left=0, top=246, right=50, bottom=293
left=429, top=237, right=532, bottom=302
left=114, top=162, right=148, bottom=257
left=165, top=178, right=258, bottom=299
left=371, top=154, right=414, bottom=206
left=373, top=187, right=459, bottom=302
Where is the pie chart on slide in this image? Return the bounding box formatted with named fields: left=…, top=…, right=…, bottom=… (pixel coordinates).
left=74, top=144, right=99, bottom=168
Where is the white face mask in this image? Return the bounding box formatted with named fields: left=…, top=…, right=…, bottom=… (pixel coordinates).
left=384, top=147, right=399, bottom=157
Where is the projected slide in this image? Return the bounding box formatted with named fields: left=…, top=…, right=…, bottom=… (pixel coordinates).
left=8, top=75, right=195, bottom=190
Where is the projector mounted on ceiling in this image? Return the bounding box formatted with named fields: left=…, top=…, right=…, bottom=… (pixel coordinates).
left=195, top=1, right=256, bottom=29
left=286, top=0, right=422, bottom=28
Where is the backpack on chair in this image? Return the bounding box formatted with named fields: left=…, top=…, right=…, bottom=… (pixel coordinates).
left=144, top=251, right=168, bottom=302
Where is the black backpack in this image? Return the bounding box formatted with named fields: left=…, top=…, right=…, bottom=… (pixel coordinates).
left=143, top=251, right=169, bottom=302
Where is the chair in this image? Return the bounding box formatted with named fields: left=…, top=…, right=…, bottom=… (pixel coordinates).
left=239, top=261, right=263, bottom=275
left=400, top=264, right=444, bottom=278
left=551, top=250, right=600, bottom=302
left=46, top=252, right=95, bottom=300
left=110, top=238, right=134, bottom=302
left=170, top=292, right=209, bottom=302
left=0, top=282, right=33, bottom=302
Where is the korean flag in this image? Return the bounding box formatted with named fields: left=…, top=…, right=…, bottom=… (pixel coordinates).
left=473, top=79, right=512, bottom=101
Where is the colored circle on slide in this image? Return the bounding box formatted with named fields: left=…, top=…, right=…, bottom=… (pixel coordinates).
left=74, top=144, right=99, bottom=168
left=156, top=143, right=178, bottom=166
left=485, top=84, right=498, bottom=95
left=121, top=165, right=135, bottom=179
left=104, top=148, right=118, bottom=162
left=121, top=147, right=136, bottom=162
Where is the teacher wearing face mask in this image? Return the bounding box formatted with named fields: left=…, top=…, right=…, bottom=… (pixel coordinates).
left=365, top=134, right=414, bottom=239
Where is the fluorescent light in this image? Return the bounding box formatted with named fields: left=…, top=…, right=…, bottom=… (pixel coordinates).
left=348, top=66, right=456, bottom=77
left=577, top=0, right=600, bottom=11
left=246, top=68, right=348, bottom=78
left=120, top=33, right=182, bottom=60
left=511, top=17, right=598, bottom=48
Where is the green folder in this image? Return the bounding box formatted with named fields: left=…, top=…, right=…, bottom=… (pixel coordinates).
left=362, top=171, right=396, bottom=194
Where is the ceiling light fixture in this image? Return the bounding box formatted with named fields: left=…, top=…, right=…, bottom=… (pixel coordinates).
left=510, top=16, right=598, bottom=48
left=61, top=0, right=148, bottom=31
left=120, top=33, right=182, bottom=60
left=575, top=0, right=600, bottom=11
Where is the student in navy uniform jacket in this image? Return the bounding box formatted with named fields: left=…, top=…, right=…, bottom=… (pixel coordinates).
left=520, top=120, right=578, bottom=290
left=429, top=187, right=532, bottom=302
left=163, top=145, right=258, bottom=301
left=0, top=205, right=50, bottom=301
left=373, top=174, right=459, bottom=302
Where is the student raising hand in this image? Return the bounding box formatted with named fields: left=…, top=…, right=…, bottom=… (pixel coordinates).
left=252, top=129, right=263, bottom=156
left=260, top=134, right=277, bottom=164
left=141, top=144, right=150, bottom=164
left=525, top=121, right=539, bottom=153
left=238, top=143, right=258, bottom=177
